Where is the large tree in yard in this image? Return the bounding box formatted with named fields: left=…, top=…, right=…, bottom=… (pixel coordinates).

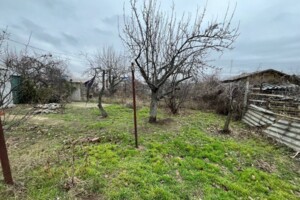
left=121, top=0, right=238, bottom=123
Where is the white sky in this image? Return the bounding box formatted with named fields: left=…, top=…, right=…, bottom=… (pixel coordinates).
left=1, top=0, right=300, bottom=79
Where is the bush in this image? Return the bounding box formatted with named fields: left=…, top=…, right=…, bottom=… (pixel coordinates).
left=186, top=76, right=245, bottom=120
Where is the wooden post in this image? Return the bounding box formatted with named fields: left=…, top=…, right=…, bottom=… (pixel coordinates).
left=131, top=62, right=138, bottom=148
left=242, top=77, right=250, bottom=116
left=0, top=117, right=13, bottom=185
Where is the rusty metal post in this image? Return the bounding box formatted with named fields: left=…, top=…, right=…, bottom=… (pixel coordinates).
left=0, top=117, right=13, bottom=184
left=131, top=62, right=138, bottom=148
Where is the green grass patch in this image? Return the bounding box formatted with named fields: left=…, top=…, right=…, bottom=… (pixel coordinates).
left=0, top=103, right=299, bottom=199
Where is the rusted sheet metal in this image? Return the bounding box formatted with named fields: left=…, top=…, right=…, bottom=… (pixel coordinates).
left=243, top=104, right=300, bottom=151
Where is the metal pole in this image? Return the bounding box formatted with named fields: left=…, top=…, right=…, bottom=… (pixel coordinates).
left=0, top=117, right=13, bottom=185
left=131, top=62, right=138, bottom=148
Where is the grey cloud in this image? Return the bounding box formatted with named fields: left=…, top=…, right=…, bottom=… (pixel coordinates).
left=21, top=18, right=44, bottom=32
left=20, top=18, right=62, bottom=47
left=234, top=34, right=300, bottom=61
left=35, top=32, right=62, bottom=47
left=93, top=28, right=113, bottom=36
left=38, top=0, right=62, bottom=9
left=1, top=0, right=300, bottom=77
left=36, top=0, right=77, bottom=19
left=102, top=15, right=120, bottom=25
left=61, top=33, right=79, bottom=47
left=10, top=24, right=23, bottom=31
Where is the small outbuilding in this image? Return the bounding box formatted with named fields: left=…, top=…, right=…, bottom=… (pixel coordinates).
left=223, top=69, right=300, bottom=117
left=69, top=79, right=86, bottom=102
left=222, top=69, right=293, bottom=85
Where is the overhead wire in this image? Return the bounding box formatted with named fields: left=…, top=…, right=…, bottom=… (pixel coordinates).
left=0, top=26, right=87, bottom=64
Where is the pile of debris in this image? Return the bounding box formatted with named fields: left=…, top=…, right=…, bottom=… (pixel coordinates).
left=33, top=103, right=62, bottom=114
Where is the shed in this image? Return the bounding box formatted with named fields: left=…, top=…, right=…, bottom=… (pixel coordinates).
left=222, top=69, right=292, bottom=86
left=0, top=67, right=17, bottom=107
left=10, top=75, right=21, bottom=104
left=70, top=79, right=86, bottom=101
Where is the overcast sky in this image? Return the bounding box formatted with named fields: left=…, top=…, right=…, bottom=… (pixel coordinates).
left=1, top=0, right=300, bottom=78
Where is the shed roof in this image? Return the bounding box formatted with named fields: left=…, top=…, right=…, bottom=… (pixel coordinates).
left=222, top=69, right=290, bottom=83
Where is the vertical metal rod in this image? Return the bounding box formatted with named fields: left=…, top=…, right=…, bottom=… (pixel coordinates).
left=0, top=117, right=13, bottom=185
left=131, top=62, right=138, bottom=148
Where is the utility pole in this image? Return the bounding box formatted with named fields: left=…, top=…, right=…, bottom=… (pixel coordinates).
left=131, top=62, right=138, bottom=148
left=0, top=117, right=13, bottom=184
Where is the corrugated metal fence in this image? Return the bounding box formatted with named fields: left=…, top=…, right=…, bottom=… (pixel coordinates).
left=243, top=104, right=300, bottom=151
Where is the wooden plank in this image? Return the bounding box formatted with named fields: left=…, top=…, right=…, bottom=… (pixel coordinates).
left=269, top=100, right=300, bottom=105
left=249, top=99, right=267, bottom=103
left=269, top=111, right=300, bottom=122
left=269, top=107, right=300, bottom=113
left=248, top=104, right=300, bottom=121
left=270, top=105, right=300, bottom=109
left=250, top=93, right=289, bottom=98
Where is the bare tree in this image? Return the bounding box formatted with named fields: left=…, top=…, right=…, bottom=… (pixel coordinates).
left=94, top=46, right=126, bottom=96
left=222, top=83, right=237, bottom=133
left=98, top=69, right=108, bottom=117
left=85, top=67, right=108, bottom=118
left=85, top=46, right=126, bottom=117
left=4, top=52, right=71, bottom=104
left=121, top=0, right=238, bottom=123
left=0, top=30, right=14, bottom=185
left=163, top=70, right=192, bottom=114
left=0, top=31, right=73, bottom=184
left=87, top=47, right=126, bottom=117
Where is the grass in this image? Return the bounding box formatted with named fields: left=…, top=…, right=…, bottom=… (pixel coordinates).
left=0, top=103, right=299, bottom=199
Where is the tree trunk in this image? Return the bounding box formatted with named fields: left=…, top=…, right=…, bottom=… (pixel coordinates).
left=98, top=70, right=108, bottom=118
left=98, top=93, right=108, bottom=118
left=223, top=107, right=232, bottom=133
left=223, top=96, right=233, bottom=133
left=149, top=90, right=158, bottom=123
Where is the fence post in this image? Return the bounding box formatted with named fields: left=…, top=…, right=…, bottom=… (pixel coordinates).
left=242, top=77, right=250, bottom=116
left=131, top=62, right=138, bottom=148
left=0, top=117, right=14, bottom=185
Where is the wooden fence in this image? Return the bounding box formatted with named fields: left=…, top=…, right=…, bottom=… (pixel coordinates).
left=243, top=104, right=300, bottom=152
left=248, top=92, right=300, bottom=117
